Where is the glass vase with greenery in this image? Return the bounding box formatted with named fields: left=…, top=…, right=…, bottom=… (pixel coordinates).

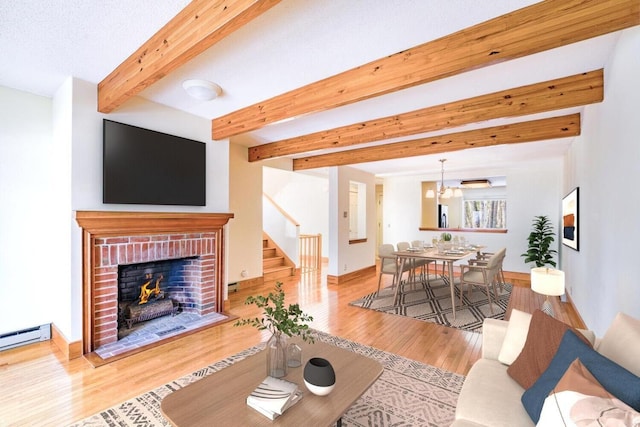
left=521, top=215, right=557, bottom=267
left=234, top=282, right=314, bottom=377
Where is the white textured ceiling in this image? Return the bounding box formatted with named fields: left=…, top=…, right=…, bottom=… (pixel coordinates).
left=0, top=0, right=622, bottom=179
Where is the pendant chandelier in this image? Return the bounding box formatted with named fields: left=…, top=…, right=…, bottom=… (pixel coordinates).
left=425, top=159, right=462, bottom=199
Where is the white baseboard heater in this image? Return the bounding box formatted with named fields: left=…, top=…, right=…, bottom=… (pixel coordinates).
left=0, top=324, right=51, bottom=351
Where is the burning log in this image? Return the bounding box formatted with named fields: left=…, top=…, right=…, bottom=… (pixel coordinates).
left=124, top=298, right=178, bottom=329
left=122, top=273, right=178, bottom=329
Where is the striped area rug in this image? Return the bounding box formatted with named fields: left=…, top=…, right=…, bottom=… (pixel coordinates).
left=350, top=277, right=512, bottom=333
left=68, top=330, right=464, bottom=427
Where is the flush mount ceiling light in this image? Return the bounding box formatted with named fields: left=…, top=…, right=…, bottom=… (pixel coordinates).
left=425, top=159, right=463, bottom=199
left=460, top=179, right=492, bottom=189
left=182, top=79, right=222, bottom=101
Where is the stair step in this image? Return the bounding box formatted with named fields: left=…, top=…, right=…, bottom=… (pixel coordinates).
left=261, top=234, right=295, bottom=283
left=263, top=265, right=295, bottom=281
left=263, top=256, right=285, bottom=269
left=263, top=247, right=277, bottom=258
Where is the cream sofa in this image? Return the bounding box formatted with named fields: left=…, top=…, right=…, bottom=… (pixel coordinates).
left=452, top=312, right=640, bottom=427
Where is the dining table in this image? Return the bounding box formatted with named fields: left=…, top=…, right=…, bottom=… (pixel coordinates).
left=392, top=246, right=481, bottom=319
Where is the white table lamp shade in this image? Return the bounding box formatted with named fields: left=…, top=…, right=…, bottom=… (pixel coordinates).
left=530, top=267, right=565, bottom=296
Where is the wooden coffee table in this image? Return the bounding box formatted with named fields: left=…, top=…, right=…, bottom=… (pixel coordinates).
left=160, top=338, right=383, bottom=426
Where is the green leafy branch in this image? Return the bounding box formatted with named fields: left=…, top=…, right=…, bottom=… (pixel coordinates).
left=234, top=282, right=315, bottom=343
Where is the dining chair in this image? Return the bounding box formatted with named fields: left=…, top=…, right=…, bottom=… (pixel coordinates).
left=411, top=240, right=434, bottom=282
left=397, top=241, right=421, bottom=284
left=458, top=251, right=503, bottom=314
left=396, top=241, right=411, bottom=251
left=472, top=248, right=507, bottom=291
left=377, top=244, right=411, bottom=292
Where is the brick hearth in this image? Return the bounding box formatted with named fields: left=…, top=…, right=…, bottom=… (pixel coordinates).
left=76, top=211, right=233, bottom=355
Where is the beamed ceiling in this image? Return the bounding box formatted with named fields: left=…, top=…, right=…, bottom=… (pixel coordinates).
left=4, top=0, right=639, bottom=178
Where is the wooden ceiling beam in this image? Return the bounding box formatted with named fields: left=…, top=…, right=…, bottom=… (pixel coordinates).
left=213, top=0, right=638, bottom=139
left=98, top=0, right=281, bottom=113
left=292, top=114, right=580, bottom=171
left=250, top=70, right=602, bottom=161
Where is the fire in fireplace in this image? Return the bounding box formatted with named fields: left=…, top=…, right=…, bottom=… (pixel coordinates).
left=117, top=257, right=200, bottom=332
left=138, top=273, right=163, bottom=304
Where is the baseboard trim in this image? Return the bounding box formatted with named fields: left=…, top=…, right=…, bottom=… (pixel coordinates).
left=327, top=265, right=376, bottom=286
left=51, top=324, right=83, bottom=360
left=236, top=276, right=265, bottom=291
left=503, top=270, right=531, bottom=287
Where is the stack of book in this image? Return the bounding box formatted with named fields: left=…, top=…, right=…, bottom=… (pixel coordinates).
left=246, top=376, right=303, bottom=420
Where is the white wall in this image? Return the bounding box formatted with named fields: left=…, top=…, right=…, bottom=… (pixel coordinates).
left=563, top=27, right=640, bottom=336
left=52, top=78, right=75, bottom=338
left=0, top=78, right=231, bottom=341
left=68, top=79, right=229, bottom=212
left=263, top=167, right=329, bottom=258
left=0, top=86, right=59, bottom=335
left=382, top=159, right=563, bottom=274
left=228, top=140, right=263, bottom=283
left=328, top=166, right=377, bottom=276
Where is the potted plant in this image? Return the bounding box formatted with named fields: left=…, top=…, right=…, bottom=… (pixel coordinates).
left=235, top=281, right=314, bottom=377
left=439, top=232, right=452, bottom=251
left=521, top=215, right=557, bottom=267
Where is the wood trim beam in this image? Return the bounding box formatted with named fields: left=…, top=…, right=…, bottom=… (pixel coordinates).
left=250, top=70, right=602, bottom=161
left=292, top=114, right=580, bottom=171
left=213, top=0, right=638, bottom=139
left=98, top=0, right=282, bottom=113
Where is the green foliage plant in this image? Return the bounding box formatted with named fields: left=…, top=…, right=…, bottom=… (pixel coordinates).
left=521, top=215, right=557, bottom=267
left=440, top=232, right=452, bottom=242
left=234, top=281, right=314, bottom=343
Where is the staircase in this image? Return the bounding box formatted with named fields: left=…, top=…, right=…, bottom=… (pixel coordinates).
left=262, top=234, right=296, bottom=283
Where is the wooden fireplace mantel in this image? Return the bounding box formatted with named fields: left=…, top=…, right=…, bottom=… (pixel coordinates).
left=75, top=210, right=234, bottom=235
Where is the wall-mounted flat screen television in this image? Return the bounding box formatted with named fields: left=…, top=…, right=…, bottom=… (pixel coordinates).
left=103, top=119, right=206, bottom=206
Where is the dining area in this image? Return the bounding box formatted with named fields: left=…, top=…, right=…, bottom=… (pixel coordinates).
left=376, top=238, right=507, bottom=322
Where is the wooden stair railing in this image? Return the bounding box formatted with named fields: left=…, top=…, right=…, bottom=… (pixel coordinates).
left=299, top=234, right=322, bottom=272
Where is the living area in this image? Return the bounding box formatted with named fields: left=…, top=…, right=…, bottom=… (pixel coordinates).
left=5, top=265, right=639, bottom=426
left=2, top=1, right=640, bottom=426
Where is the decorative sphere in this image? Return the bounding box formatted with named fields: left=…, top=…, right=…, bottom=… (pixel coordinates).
left=303, top=357, right=336, bottom=396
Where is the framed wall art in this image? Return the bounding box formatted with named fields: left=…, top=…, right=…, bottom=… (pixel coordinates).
left=562, top=187, right=579, bottom=251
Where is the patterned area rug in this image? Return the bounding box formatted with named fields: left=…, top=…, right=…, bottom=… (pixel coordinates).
left=350, top=277, right=512, bottom=333
left=68, top=330, right=464, bottom=427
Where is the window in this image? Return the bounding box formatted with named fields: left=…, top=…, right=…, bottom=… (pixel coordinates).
left=349, top=180, right=367, bottom=240
left=463, top=199, right=506, bottom=229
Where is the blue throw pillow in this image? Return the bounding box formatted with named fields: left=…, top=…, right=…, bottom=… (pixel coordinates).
left=521, top=329, right=640, bottom=423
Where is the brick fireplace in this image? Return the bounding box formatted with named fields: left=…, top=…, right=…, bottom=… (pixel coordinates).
left=76, top=211, right=233, bottom=355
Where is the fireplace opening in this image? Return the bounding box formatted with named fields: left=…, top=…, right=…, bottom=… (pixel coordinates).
left=117, top=257, right=199, bottom=340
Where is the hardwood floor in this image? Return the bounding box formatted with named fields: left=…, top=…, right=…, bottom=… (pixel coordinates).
left=0, top=265, right=583, bottom=426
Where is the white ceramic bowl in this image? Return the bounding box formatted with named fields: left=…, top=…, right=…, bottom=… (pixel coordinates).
left=304, top=380, right=335, bottom=396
